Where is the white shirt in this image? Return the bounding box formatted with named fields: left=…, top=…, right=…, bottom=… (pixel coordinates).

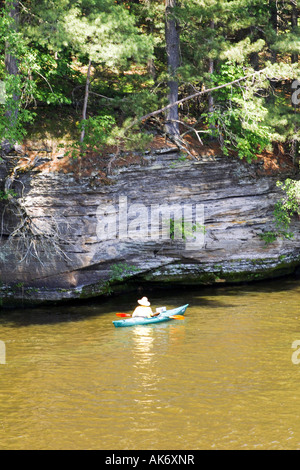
left=132, top=306, right=153, bottom=318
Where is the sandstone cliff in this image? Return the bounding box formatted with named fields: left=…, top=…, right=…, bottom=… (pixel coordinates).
left=0, top=146, right=299, bottom=307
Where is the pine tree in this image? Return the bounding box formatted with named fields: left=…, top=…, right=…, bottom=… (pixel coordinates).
left=1, top=0, right=299, bottom=163
left=1, top=0, right=154, bottom=149
left=161, top=0, right=300, bottom=160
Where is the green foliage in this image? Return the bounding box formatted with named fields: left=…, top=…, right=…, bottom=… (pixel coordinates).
left=178, top=0, right=268, bottom=82
left=81, top=115, right=152, bottom=153
left=0, top=78, right=35, bottom=147
left=275, top=179, right=300, bottom=232
left=28, top=49, right=74, bottom=106
left=63, top=1, right=153, bottom=67
left=174, top=1, right=300, bottom=162
left=168, top=217, right=206, bottom=241
left=0, top=2, right=36, bottom=145
left=260, top=179, right=300, bottom=245
left=109, top=263, right=140, bottom=282
left=80, top=111, right=116, bottom=150
left=0, top=189, right=17, bottom=200
left=259, top=231, right=279, bottom=245
left=207, top=63, right=273, bottom=161
left=0, top=0, right=300, bottom=168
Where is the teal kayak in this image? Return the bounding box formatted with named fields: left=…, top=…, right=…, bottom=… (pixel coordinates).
left=113, top=304, right=189, bottom=328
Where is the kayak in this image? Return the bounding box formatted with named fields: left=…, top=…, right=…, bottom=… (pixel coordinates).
left=113, top=304, right=189, bottom=328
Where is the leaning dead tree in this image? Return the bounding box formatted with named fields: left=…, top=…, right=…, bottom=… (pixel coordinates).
left=124, top=65, right=299, bottom=158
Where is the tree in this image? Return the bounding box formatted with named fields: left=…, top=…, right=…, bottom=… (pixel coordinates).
left=1, top=0, right=19, bottom=153
left=1, top=0, right=154, bottom=151
left=0, top=0, right=38, bottom=154
left=165, top=0, right=180, bottom=138
left=62, top=0, right=153, bottom=148
left=291, top=0, right=298, bottom=64
left=269, top=0, right=278, bottom=63
left=80, top=59, right=92, bottom=144
left=291, top=1, right=299, bottom=163
left=0, top=0, right=299, bottom=165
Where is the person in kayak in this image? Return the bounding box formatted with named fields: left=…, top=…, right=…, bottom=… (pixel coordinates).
left=132, top=297, right=155, bottom=318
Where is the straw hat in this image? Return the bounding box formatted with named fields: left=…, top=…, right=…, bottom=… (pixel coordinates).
left=138, top=296, right=151, bottom=307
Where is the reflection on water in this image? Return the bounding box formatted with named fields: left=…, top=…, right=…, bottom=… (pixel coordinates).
left=132, top=327, right=160, bottom=414
left=132, top=327, right=159, bottom=399
left=0, top=278, right=300, bottom=449
left=132, top=326, right=155, bottom=361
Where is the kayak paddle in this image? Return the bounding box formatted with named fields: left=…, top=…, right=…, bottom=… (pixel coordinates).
left=116, top=313, right=131, bottom=318
left=170, top=315, right=185, bottom=320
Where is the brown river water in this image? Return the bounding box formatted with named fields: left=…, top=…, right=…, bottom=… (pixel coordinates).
left=0, top=277, right=300, bottom=450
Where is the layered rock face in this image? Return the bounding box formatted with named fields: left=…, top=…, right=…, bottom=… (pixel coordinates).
left=0, top=149, right=299, bottom=306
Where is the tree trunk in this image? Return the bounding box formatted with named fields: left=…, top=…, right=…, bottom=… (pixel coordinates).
left=208, top=20, right=215, bottom=139
left=1, top=0, right=20, bottom=154
left=269, top=0, right=278, bottom=63
left=291, top=0, right=298, bottom=64
left=80, top=59, right=92, bottom=144
left=165, top=0, right=180, bottom=138
left=146, top=0, right=156, bottom=81
left=291, top=1, right=299, bottom=165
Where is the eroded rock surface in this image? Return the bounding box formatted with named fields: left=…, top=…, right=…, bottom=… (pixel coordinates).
left=0, top=149, right=299, bottom=306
